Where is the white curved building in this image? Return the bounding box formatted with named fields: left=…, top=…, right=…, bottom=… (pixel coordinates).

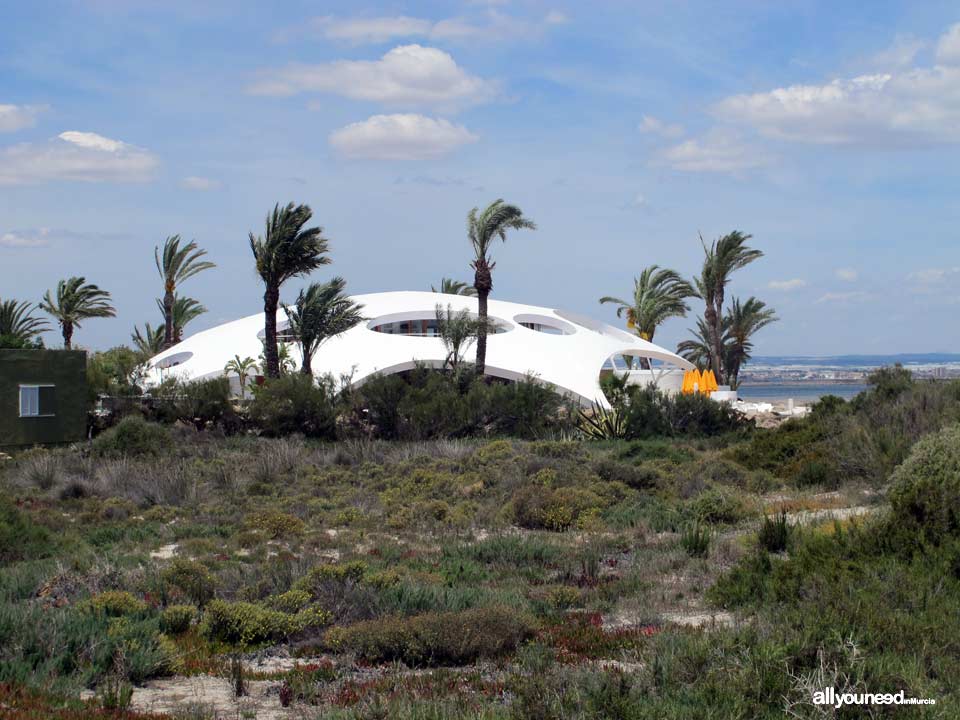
left=145, top=291, right=693, bottom=407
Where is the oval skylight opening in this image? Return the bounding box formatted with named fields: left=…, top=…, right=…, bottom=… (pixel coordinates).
left=155, top=351, right=193, bottom=369
left=512, top=313, right=575, bottom=336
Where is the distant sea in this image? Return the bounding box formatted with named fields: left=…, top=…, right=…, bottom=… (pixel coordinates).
left=737, top=383, right=867, bottom=403
left=749, top=353, right=960, bottom=369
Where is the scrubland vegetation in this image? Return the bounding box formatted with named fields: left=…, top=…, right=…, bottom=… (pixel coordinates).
left=1, top=367, right=959, bottom=718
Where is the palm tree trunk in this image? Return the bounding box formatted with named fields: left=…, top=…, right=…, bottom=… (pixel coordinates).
left=62, top=321, right=73, bottom=350
left=473, top=263, right=492, bottom=376
left=704, top=304, right=723, bottom=382
left=263, top=284, right=280, bottom=378
left=301, top=353, right=312, bottom=376
left=162, top=288, right=175, bottom=349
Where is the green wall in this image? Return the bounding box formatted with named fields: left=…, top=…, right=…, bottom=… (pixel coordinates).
left=0, top=350, right=87, bottom=447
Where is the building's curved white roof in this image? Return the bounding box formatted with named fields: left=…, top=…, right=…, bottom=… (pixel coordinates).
left=145, top=291, right=693, bottom=407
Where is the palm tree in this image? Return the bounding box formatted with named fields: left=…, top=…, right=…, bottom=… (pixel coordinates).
left=431, top=278, right=477, bottom=296
left=155, top=235, right=215, bottom=350
left=39, top=277, right=116, bottom=349
left=467, top=199, right=536, bottom=376
left=435, top=303, right=484, bottom=371
left=250, top=203, right=331, bottom=378
left=131, top=322, right=164, bottom=357
left=693, top=231, right=763, bottom=383
left=677, top=316, right=726, bottom=372
left=224, top=355, right=258, bottom=400
left=0, top=299, right=49, bottom=345
left=283, top=277, right=364, bottom=376
left=155, top=295, right=207, bottom=343
left=600, top=265, right=695, bottom=369
left=725, top=297, right=778, bottom=389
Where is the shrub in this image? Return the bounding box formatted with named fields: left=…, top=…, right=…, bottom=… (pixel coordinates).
left=888, top=423, right=960, bottom=546
left=160, top=604, right=196, bottom=634
left=758, top=510, right=790, bottom=553
left=680, top=522, right=710, bottom=558
left=325, top=606, right=534, bottom=666
left=246, top=510, right=305, bottom=539
left=92, top=416, right=172, bottom=458
left=0, top=499, right=55, bottom=563
left=161, top=558, right=217, bottom=607
left=512, top=484, right=603, bottom=532
left=248, top=374, right=337, bottom=439
left=86, top=591, right=148, bottom=616
left=594, top=459, right=659, bottom=489
left=172, top=377, right=236, bottom=431
left=201, top=599, right=331, bottom=646
left=689, top=487, right=744, bottom=525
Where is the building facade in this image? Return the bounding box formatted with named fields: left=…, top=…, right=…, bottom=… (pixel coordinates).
left=0, top=349, right=88, bottom=448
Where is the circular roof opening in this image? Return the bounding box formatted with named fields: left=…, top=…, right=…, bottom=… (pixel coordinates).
left=155, top=351, right=193, bottom=369
left=512, top=313, right=575, bottom=336
left=367, top=311, right=511, bottom=336
left=256, top=320, right=296, bottom=342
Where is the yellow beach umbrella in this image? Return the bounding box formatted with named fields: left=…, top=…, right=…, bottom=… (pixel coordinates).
left=681, top=370, right=693, bottom=394
left=692, top=368, right=703, bottom=393
left=703, top=369, right=719, bottom=394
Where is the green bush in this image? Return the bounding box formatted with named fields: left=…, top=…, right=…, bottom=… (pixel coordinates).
left=248, top=374, right=337, bottom=439
left=757, top=510, right=790, bottom=553
left=92, top=416, right=172, bottom=458
left=0, top=499, right=55, bottom=564
left=888, top=423, right=960, bottom=546
left=246, top=510, right=305, bottom=539
left=86, top=590, right=148, bottom=616
left=594, top=459, right=659, bottom=489
left=325, top=606, right=534, bottom=666
left=512, top=484, right=603, bottom=531
left=200, top=599, right=330, bottom=646
left=689, top=487, right=744, bottom=525
left=160, top=604, right=196, bottom=634
left=172, top=377, right=236, bottom=431
left=680, top=522, right=711, bottom=558
left=161, top=558, right=217, bottom=607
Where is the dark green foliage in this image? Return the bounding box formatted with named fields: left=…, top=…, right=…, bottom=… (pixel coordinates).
left=680, top=522, right=710, bottom=557
left=172, top=377, right=236, bottom=431
left=594, top=458, right=659, bottom=489
left=0, top=501, right=55, bottom=564
left=91, top=416, right=172, bottom=458
left=159, top=604, right=195, bottom=634
left=248, top=374, right=337, bottom=439
left=888, top=423, right=960, bottom=547
left=161, top=558, right=217, bottom=607
left=350, top=368, right=572, bottom=440
left=757, top=511, right=790, bottom=553
left=325, top=606, right=534, bottom=666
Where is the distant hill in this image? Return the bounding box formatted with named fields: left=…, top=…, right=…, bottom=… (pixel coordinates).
left=751, top=354, right=960, bottom=368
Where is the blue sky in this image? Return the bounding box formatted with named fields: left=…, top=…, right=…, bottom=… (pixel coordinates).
left=2, top=0, right=959, bottom=355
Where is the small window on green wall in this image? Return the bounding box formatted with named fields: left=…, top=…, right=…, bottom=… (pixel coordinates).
left=19, top=385, right=56, bottom=417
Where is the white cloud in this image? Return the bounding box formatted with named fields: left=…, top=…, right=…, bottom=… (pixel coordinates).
left=545, top=10, right=569, bottom=25
left=638, top=114, right=684, bottom=138
left=768, top=278, right=806, bottom=291
left=660, top=130, right=768, bottom=173
left=0, top=104, right=47, bottom=132
left=181, top=176, right=222, bottom=191
left=816, top=290, right=868, bottom=304
left=329, top=113, right=478, bottom=160
left=0, top=228, right=50, bottom=248
left=248, top=45, right=495, bottom=111
left=307, top=10, right=560, bottom=45
left=906, top=267, right=960, bottom=285
left=936, top=22, right=960, bottom=65
left=871, top=35, right=926, bottom=70
left=835, top=268, right=858, bottom=281
left=715, top=24, right=960, bottom=146
left=0, top=131, right=158, bottom=185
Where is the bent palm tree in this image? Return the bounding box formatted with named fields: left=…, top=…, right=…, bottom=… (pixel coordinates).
left=250, top=203, right=330, bottom=378
left=283, top=277, right=364, bottom=376
left=155, top=236, right=215, bottom=349
left=600, top=265, right=695, bottom=369
left=224, top=355, right=258, bottom=400
left=155, top=295, right=207, bottom=343
left=678, top=316, right=727, bottom=372
left=467, top=199, right=536, bottom=376
left=39, top=277, right=116, bottom=349
left=725, top=297, right=778, bottom=389
left=693, top=231, right=762, bottom=383
left=0, top=299, right=49, bottom=344
left=431, top=278, right=477, bottom=296
left=131, top=322, right=164, bottom=357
